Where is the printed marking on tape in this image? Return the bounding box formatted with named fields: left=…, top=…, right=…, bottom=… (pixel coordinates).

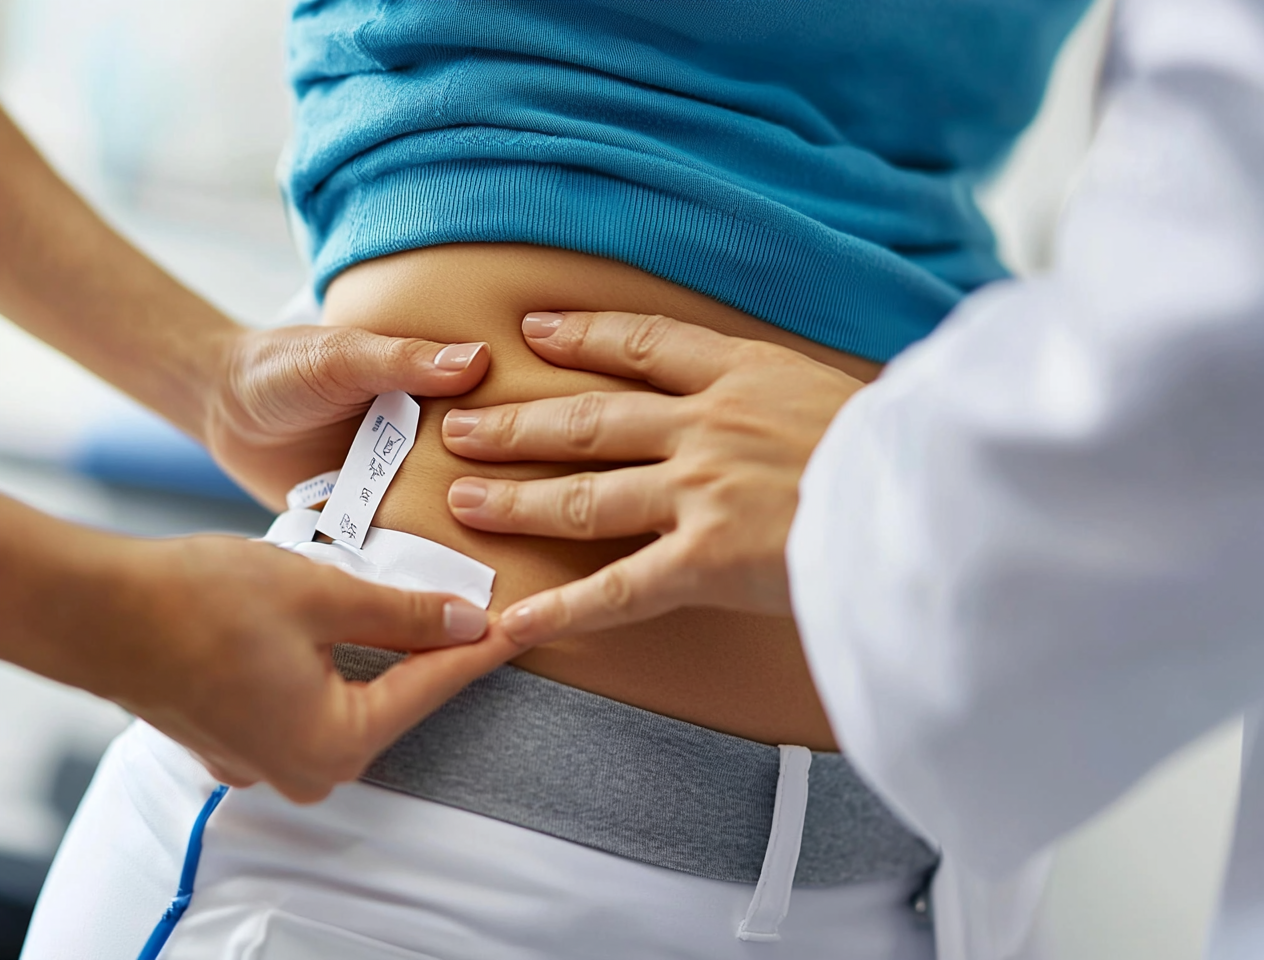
left=285, top=470, right=341, bottom=510
left=316, top=391, right=420, bottom=549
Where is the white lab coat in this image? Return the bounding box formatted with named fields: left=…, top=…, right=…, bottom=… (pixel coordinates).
left=787, top=0, right=1264, bottom=957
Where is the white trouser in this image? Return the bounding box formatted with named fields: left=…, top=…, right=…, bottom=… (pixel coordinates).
left=22, top=721, right=933, bottom=960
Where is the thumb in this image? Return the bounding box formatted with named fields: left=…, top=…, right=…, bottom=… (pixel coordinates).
left=322, top=573, right=491, bottom=651
left=297, top=327, right=491, bottom=404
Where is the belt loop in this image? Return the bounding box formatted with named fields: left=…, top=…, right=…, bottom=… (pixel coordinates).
left=738, top=745, right=812, bottom=942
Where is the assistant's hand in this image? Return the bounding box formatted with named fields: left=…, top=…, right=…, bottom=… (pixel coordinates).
left=17, top=512, right=519, bottom=803
left=205, top=325, right=489, bottom=509
left=441, top=311, right=865, bottom=647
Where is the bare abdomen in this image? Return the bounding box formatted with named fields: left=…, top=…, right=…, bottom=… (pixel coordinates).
left=321, top=244, right=880, bottom=750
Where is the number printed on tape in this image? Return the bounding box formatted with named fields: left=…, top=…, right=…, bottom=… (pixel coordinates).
left=285, top=469, right=341, bottom=510
left=315, top=391, right=420, bottom=549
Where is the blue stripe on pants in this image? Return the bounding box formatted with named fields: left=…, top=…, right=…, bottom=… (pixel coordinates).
left=136, top=784, right=228, bottom=960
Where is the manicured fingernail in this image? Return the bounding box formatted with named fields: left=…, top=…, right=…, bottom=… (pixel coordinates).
left=448, top=479, right=489, bottom=510
left=442, top=410, right=481, bottom=438
left=501, top=605, right=534, bottom=644
left=522, top=313, right=564, bottom=338
left=435, top=342, right=487, bottom=370
left=443, top=601, right=488, bottom=642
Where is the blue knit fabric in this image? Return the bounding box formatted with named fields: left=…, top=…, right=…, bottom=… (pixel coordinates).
left=286, top=0, right=1090, bottom=362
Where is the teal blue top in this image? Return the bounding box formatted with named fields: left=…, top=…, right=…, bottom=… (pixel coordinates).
left=286, top=0, right=1090, bottom=362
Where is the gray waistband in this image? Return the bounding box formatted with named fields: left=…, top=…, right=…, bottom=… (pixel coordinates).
left=334, top=646, right=938, bottom=887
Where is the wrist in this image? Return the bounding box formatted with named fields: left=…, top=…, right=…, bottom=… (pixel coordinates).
left=167, top=310, right=246, bottom=448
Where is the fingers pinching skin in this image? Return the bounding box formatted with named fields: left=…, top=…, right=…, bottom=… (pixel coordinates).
left=519, top=311, right=753, bottom=394
left=322, top=573, right=490, bottom=649
left=442, top=391, right=684, bottom=463
left=241, top=326, right=489, bottom=422
left=306, top=329, right=490, bottom=401
left=206, top=325, right=492, bottom=509
left=448, top=466, right=676, bottom=539
left=113, top=535, right=513, bottom=803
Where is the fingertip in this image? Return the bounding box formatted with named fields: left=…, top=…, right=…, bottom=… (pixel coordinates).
left=394, top=338, right=491, bottom=397
left=521, top=312, right=565, bottom=339
left=447, top=478, right=490, bottom=512
left=500, top=602, right=546, bottom=648
left=434, top=341, right=489, bottom=371
left=443, top=601, right=488, bottom=643
left=280, top=782, right=335, bottom=805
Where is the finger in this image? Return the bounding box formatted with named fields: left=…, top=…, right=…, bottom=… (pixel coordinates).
left=288, top=326, right=491, bottom=408
left=188, top=748, right=260, bottom=790
left=320, top=573, right=492, bottom=650
left=448, top=465, right=675, bottom=539
left=353, top=629, right=522, bottom=753
left=442, top=390, right=684, bottom=462
left=496, top=537, right=696, bottom=647
left=520, top=311, right=758, bottom=394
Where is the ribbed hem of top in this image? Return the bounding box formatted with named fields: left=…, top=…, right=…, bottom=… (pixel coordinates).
left=308, top=160, right=964, bottom=363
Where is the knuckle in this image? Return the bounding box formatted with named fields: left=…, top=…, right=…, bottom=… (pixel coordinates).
left=696, top=390, right=764, bottom=440
left=561, top=393, right=605, bottom=451
left=624, top=314, right=673, bottom=370
left=699, top=389, right=746, bottom=424
left=547, top=593, right=576, bottom=633
left=561, top=473, right=597, bottom=536
left=490, top=404, right=524, bottom=450
left=295, top=330, right=357, bottom=401
left=404, top=588, right=438, bottom=627
left=563, top=312, right=597, bottom=352
left=599, top=565, right=635, bottom=613
left=388, top=335, right=431, bottom=371
left=497, top=482, right=526, bottom=524
left=673, top=455, right=724, bottom=493
left=311, top=327, right=355, bottom=371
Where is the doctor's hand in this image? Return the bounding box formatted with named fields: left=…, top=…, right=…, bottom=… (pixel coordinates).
left=204, top=326, right=489, bottom=510
left=441, top=311, right=866, bottom=647
left=4, top=495, right=518, bottom=803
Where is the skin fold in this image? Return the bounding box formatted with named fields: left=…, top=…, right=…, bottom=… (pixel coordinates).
left=323, top=243, right=881, bottom=751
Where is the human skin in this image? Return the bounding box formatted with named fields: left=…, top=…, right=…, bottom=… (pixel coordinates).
left=322, top=243, right=878, bottom=751
left=0, top=107, right=518, bottom=802
left=442, top=311, right=864, bottom=646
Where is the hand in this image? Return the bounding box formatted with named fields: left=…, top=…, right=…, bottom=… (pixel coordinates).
left=441, top=311, right=865, bottom=647
left=205, top=325, right=490, bottom=509
left=50, top=530, right=519, bottom=803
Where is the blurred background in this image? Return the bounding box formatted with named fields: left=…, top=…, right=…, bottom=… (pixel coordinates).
left=0, top=0, right=1241, bottom=957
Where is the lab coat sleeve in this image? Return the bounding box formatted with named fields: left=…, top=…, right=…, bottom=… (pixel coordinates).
left=788, top=0, right=1264, bottom=879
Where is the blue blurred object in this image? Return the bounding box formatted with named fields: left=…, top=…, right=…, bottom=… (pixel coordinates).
left=70, top=412, right=251, bottom=503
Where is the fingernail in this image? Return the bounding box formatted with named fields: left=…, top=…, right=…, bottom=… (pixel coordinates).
left=448, top=479, right=489, bottom=510
left=442, top=410, right=481, bottom=438
left=501, top=605, right=535, bottom=645
left=435, top=342, right=487, bottom=370
left=522, top=313, right=564, bottom=339
left=443, top=601, right=488, bottom=642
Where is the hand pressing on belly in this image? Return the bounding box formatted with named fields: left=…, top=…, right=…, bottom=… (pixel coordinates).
left=441, top=311, right=864, bottom=647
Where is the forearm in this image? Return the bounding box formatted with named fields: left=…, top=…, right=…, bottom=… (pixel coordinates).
left=0, top=493, right=148, bottom=699
left=0, top=108, right=240, bottom=442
